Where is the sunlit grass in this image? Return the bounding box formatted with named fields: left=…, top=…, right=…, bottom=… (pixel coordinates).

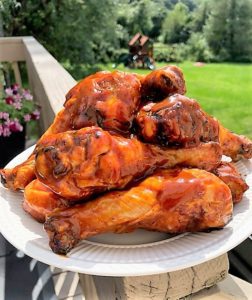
left=99, top=62, right=252, bottom=138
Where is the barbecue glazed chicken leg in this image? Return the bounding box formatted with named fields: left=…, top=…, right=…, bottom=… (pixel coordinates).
left=44, top=168, right=232, bottom=254
left=140, top=65, right=186, bottom=101
left=135, top=94, right=219, bottom=147
left=23, top=179, right=69, bottom=223
left=136, top=94, right=252, bottom=159
left=213, top=162, right=248, bottom=203
left=0, top=154, right=35, bottom=190
left=35, top=127, right=221, bottom=199
left=0, top=66, right=186, bottom=190
left=23, top=162, right=247, bottom=224
left=0, top=70, right=143, bottom=190
left=1, top=66, right=252, bottom=192
left=47, top=71, right=141, bottom=136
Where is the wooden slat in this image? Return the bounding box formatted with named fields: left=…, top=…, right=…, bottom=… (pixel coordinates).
left=0, top=37, right=25, bottom=61
left=11, top=62, right=22, bottom=87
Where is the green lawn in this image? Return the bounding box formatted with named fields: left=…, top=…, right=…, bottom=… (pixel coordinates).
left=99, top=62, right=252, bottom=138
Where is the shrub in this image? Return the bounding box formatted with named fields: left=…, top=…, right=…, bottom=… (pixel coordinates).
left=154, top=43, right=189, bottom=63
left=187, top=33, right=214, bottom=62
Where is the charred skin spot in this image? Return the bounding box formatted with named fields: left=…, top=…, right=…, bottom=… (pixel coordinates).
left=37, top=146, right=71, bottom=179
left=96, top=110, right=104, bottom=128
left=240, top=140, right=252, bottom=156
left=53, top=163, right=70, bottom=177
left=44, top=218, right=80, bottom=255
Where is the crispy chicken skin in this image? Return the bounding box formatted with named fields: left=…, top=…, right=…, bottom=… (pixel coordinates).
left=1, top=66, right=251, bottom=191
left=44, top=168, right=232, bottom=254
left=0, top=66, right=186, bottom=191
left=0, top=70, right=141, bottom=190
left=23, top=162, right=248, bottom=224
left=219, top=125, right=252, bottom=161
left=140, top=65, right=186, bottom=101
left=47, top=70, right=142, bottom=136
left=0, top=154, right=36, bottom=190
left=213, top=162, right=248, bottom=203
left=135, top=94, right=219, bottom=147
left=136, top=94, right=252, bottom=158
left=23, top=179, right=69, bottom=223
left=35, top=126, right=221, bottom=199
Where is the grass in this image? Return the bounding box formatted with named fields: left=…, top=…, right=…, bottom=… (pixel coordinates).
left=99, top=62, right=252, bottom=138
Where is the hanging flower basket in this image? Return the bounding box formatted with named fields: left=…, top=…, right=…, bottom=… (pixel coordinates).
left=0, top=84, right=40, bottom=168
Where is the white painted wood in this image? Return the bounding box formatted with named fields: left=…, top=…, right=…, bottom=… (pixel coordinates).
left=79, top=254, right=229, bottom=300
left=51, top=268, right=84, bottom=300
left=23, top=36, right=76, bottom=132
left=0, top=37, right=25, bottom=61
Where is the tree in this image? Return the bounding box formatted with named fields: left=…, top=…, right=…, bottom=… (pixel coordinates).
left=162, top=2, right=190, bottom=44
left=1, top=0, right=122, bottom=78
left=204, top=0, right=252, bottom=62
left=0, top=0, right=21, bottom=36
left=189, top=0, right=210, bottom=33
left=117, top=0, right=156, bottom=38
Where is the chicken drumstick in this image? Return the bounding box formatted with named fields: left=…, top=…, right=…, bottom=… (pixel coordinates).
left=44, top=168, right=232, bottom=254
left=35, top=127, right=221, bottom=200
left=135, top=94, right=252, bottom=160
left=0, top=66, right=185, bottom=191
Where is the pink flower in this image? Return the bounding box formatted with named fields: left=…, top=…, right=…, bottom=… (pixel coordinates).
left=13, top=94, right=22, bottom=102
left=3, top=126, right=11, bottom=137
left=0, top=124, right=3, bottom=136
left=9, top=119, right=23, bottom=132
left=22, top=90, right=33, bottom=101
left=5, top=96, right=14, bottom=105
left=5, top=88, right=13, bottom=96
left=31, top=109, right=40, bottom=120
left=4, top=118, right=11, bottom=126
left=0, top=112, right=9, bottom=120
left=12, top=101, right=22, bottom=110
left=11, top=84, right=19, bottom=91
left=24, top=114, right=31, bottom=122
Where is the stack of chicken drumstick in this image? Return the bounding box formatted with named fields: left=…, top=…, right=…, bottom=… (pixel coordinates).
left=1, top=66, right=251, bottom=255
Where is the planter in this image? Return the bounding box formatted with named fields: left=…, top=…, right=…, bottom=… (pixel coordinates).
left=0, top=125, right=26, bottom=168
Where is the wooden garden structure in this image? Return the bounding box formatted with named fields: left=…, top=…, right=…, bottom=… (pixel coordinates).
left=128, top=33, right=154, bottom=69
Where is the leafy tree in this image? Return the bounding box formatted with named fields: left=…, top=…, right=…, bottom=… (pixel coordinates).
left=187, top=32, right=213, bottom=61
left=162, top=2, right=191, bottom=44
left=1, top=0, right=121, bottom=78
left=117, top=0, right=155, bottom=38
left=0, top=0, right=21, bottom=36
left=204, top=0, right=252, bottom=62
left=149, top=0, right=168, bottom=39
left=189, top=0, right=210, bottom=33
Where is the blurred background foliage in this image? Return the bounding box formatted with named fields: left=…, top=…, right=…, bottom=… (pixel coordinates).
left=1, top=0, right=252, bottom=79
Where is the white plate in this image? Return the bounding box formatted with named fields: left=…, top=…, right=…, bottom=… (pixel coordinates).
left=0, top=147, right=252, bottom=277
